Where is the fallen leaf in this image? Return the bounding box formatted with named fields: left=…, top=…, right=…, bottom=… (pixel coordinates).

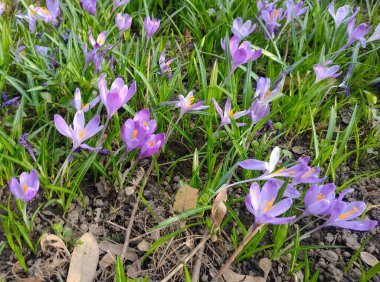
left=222, top=269, right=266, bottom=282
left=360, top=251, right=379, bottom=266
left=137, top=240, right=151, bottom=252
left=210, top=186, right=228, bottom=232
left=98, top=241, right=138, bottom=269
left=40, top=234, right=70, bottom=257
left=258, top=258, right=271, bottom=279
left=172, top=184, right=198, bottom=213
left=67, top=233, right=99, bottom=282
left=127, top=259, right=141, bottom=278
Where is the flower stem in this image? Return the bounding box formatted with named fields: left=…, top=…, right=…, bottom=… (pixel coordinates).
left=213, top=223, right=264, bottom=280
left=22, top=203, right=30, bottom=231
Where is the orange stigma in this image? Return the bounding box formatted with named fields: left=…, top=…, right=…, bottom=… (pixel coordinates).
left=316, top=193, right=325, bottom=201
left=132, top=130, right=138, bottom=139
left=81, top=103, right=88, bottom=110
left=262, top=198, right=275, bottom=213
left=149, top=141, right=155, bottom=147
left=301, top=168, right=315, bottom=179
left=143, top=121, right=148, bottom=127
left=23, top=183, right=28, bottom=192
left=338, top=207, right=359, bottom=220
left=41, top=7, right=50, bottom=15
left=79, top=129, right=87, bottom=140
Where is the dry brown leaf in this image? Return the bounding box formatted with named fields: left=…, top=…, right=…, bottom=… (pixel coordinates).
left=360, top=251, right=379, bottom=266
left=40, top=234, right=70, bottom=257
left=99, top=253, right=116, bottom=270
left=222, top=269, right=266, bottom=282
left=137, top=240, right=151, bottom=252
left=211, top=186, right=228, bottom=232
left=258, top=258, right=271, bottom=279
left=124, top=167, right=145, bottom=195
left=98, top=241, right=137, bottom=269
left=67, top=233, right=99, bottom=282
left=127, top=259, right=141, bottom=278
left=172, top=184, right=198, bottom=213
left=12, top=262, right=44, bottom=282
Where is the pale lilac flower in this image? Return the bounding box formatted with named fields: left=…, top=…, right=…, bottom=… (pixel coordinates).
left=257, top=0, right=278, bottom=15
left=35, top=0, right=60, bottom=25
left=83, top=43, right=96, bottom=73
left=245, top=180, right=296, bottom=225
left=19, top=133, right=36, bottom=162
left=133, top=108, right=157, bottom=134
left=239, top=146, right=281, bottom=174
left=115, top=13, right=132, bottom=33
left=9, top=170, right=39, bottom=202
left=93, top=53, right=103, bottom=72
left=144, top=16, right=160, bottom=40
left=232, top=17, right=256, bottom=40
left=0, top=2, right=4, bottom=15
left=346, top=18, right=371, bottom=48
left=35, top=45, right=49, bottom=56
left=89, top=29, right=107, bottom=49
left=28, top=5, right=37, bottom=33
left=138, top=133, right=165, bottom=159
left=313, top=62, right=342, bottom=83
left=166, top=91, right=209, bottom=119
left=73, top=88, right=100, bottom=112
left=302, top=183, right=336, bottom=216
left=285, top=0, right=308, bottom=23
left=261, top=8, right=284, bottom=38
left=54, top=111, right=103, bottom=150
left=80, top=0, right=96, bottom=16
left=98, top=75, right=137, bottom=120
left=112, top=0, right=130, bottom=12
left=212, top=98, right=247, bottom=127
left=291, top=165, right=324, bottom=185
left=328, top=2, right=349, bottom=28
left=322, top=200, right=377, bottom=231
left=367, top=23, right=380, bottom=43
left=159, top=51, right=175, bottom=79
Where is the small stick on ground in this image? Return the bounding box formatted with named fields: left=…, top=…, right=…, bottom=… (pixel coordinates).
left=120, top=196, right=140, bottom=262
left=161, top=235, right=210, bottom=282
left=191, top=231, right=207, bottom=282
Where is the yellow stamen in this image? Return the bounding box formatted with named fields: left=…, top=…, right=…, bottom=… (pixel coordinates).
left=41, top=7, right=50, bottom=15
left=186, top=96, right=195, bottom=108
left=97, top=38, right=104, bottom=45
left=262, top=198, right=275, bottom=213
left=229, top=109, right=234, bottom=116
left=79, top=129, right=87, bottom=140
left=82, top=103, right=88, bottom=110
left=272, top=167, right=286, bottom=175
left=338, top=207, right=359, bottom=220
left=265, top=90, right=271, bottom=98
left=274, top=9, right=279, bottom=17
left=301, top=168, right=315, bottom=179
left=149, top=141, right=155, bottom=147
left=316, top=193, right=325, bottom=201
left=23, top=183, right=28, bottom=192
left=143, top=121, right=148, bottom=127
left=132, top=129, right=138, bottom=139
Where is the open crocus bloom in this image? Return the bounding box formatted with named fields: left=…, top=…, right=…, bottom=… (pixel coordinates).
left=138, top=133, right=166, bottom=159
left=313, top=62, right=342, bottom=83
left=80, top=0, right=96, bottom=16
left=159, top=51, right=175, bottom=79
left=72, top=88, right=100, bottom=112
left=285, top=0, right=308, bottom=24
left=166, top=91, right=209, bottom=119
left=112, top=0, right=130, bottom=12
left=89, top=30, right=107, bottom=49
left=54, top=111, right=103, bottom=150
left=303, top=183, right=336, bottom=216
left=212, top=98, right=247, bottom=128
left=116, top=13, right=132, bottom=33
left=261, top=8, right=284, bottom=38
left=328, top=2, right=349, bottom=28
left=239, top=146, right=281, bottom=173
left=9, top=170, right=39, bottom=202
left=144, top=16, right=160, bottom=40
left=98, top=75, right=137, bottom=120
left=232, top=17, right=256, bottom=40
left=367, top=23, right=380, bottom=43
left=323, top=200, right=377, bottom=231
left=35, top=0, right=60, bottom=25
left=28, top=5, right=37, bottom=33
left=346, top=18, right=371, bottom=48
left=245, top=181, right=295, bottom=224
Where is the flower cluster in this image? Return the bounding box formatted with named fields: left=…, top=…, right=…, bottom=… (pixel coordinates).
left=27, top=0, right=60, bottom=33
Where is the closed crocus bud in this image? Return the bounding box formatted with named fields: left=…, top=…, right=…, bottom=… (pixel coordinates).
left=80, top=0, right=96, bottom=15
left=9, top=170, right=39, bottom=202
left=115, top=13, right=132, bottom=33
left=144, top=16, right=160, bottom=40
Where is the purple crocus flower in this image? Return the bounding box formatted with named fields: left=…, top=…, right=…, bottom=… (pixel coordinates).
left=115, top=13, right=132, bottom=34
left=322, top=200, right=377, bottom=231
left=28, top=5, right=37, bottom=33
left=89, top=29, right=107, bottom=49
left=9, top=169, right=39, bottom=202
left=134, top=108, right=157, bottom=134
left=0, top=2, right=4, bottom=15
left=54, top=111, right=103, bottom=150
left=346, top=18, right=371, bottom=48
left=159, top=51, right=175, bottom=79
left=302, top=183, right=336, bottom=216
left=291, top=165, right=324, bottom=185
left=232, top=17, right=256, bottom=40
left=261, top=8, right=284, bottom=38
left=35, top=45, right=49, bottom=56
left=285, top=0, right=308, bottom=24
left=98, top=75, right=137, bottom=120
left=83, top=43, right=96, bottom=73
left=35, top=0, right=60, bottom=25
left=328, top=2, right=349, bottom=28
left=166, top=91, right=209, bottom=119
left=144, top=16, right=160, bottom=40
left=257, top=0, right=279, bottom=15
left=367, top=23, right=380, bottom=43
left=80, top=0, right=96, bottom=16
left=221, top=36, right=262, bottom=73
left=93, top=53, right=103, bottom=72
left=313, top=62, right=342, bottom=83
left=19, top=133, right=37, bottom=162
left=112, top=0, right=130, bottom=12
left=138, top=133, right=165, bottom=159
left=73, top=88, right=100, bottom=112
left=2, top=93, right=20, bottom=108
left=239, top=146, right=281, bottom=174
left=245, top=181, right=296, bottom=225
left=212, top=98, right=247, bottom=127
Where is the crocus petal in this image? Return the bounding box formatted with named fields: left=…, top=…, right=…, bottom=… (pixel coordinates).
left=54, top=114, right=73, bottom=138
left=98, top=75, right=108, bottom=105
left=9, top=178, right=23, bottom=199
left=83, top=115, right=103, bottom=141
left=239, top=159, right=268, bottom=171
left=212, top=98, right=224, bottom=118
left=332, top=220, right=377, bottom=231
left=266, top=198, right=293, bottom=217
left=80, top=144, right=102, bottom=151
left=268, top=147, right=280, bottom=173
left=307, top=199, right=331, bottom=215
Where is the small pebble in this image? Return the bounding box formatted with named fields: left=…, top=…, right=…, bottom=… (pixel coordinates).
left=343, top=251, right=351, bottom=258
left=173, top=175, right=180, bottom=183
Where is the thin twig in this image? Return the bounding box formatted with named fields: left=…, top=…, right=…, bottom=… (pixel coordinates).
left=191, top=233, right=207, bottom=282
left=120, top=196, right=140, bottom=262
left=161, top=235, right=210, bottom=282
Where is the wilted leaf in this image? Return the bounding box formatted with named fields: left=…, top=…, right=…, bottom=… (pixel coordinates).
left=67, top=233, right=99, bottom=282
left=258, top=258, right=271, bottom=279
left=211, top=186, right=228, bottom=232
left=137, top=240, right=151, bottom=252
left=98, top=241, right=137, bottom=269
left=127, top=259, right=141, bottom=278
left=40, top=234, right=70, bottom=257
left=172, top=184, right=198, bottom=213
left=360, top=251, right=379, bottom=266
left=222, top=269, right=266, bottom=282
